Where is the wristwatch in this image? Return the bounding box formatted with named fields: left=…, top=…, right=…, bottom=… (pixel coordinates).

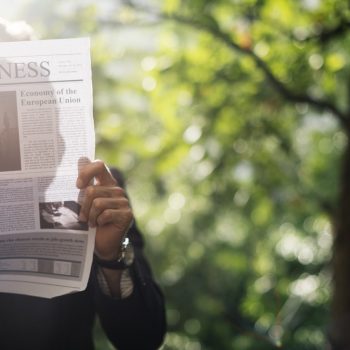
left=94, top=237, right=135, bottom=270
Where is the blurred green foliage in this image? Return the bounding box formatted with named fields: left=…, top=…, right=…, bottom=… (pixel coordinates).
left=17, top=0, right=350, bottom=348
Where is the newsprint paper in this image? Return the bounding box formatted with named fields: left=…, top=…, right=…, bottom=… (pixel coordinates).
left=0, top=38, right=95, bottom=298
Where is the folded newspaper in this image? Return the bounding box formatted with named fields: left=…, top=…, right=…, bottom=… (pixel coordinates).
left=0, top=38, right=95, bottom=298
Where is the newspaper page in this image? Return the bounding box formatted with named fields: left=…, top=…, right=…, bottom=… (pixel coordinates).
left=0, top=38, right=95, bottom=298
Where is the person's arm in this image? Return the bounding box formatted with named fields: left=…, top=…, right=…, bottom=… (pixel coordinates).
left=92, top=221, right=166, bottom=350
left=77, top=162, right=166, bottom=349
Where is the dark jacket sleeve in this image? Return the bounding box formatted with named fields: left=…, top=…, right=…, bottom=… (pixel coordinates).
left=91, top=168, right=166, bottom=350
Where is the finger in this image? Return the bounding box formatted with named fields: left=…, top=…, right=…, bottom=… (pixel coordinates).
left=96, top=207, right=133, bottom=228
left=88, top=197, right=130, bottom=227
left=76, top=160, right=117, bottom=189
left=79, top=185, right=125, bottom=222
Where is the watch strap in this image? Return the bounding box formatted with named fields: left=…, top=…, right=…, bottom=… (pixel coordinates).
left=94, top=254, right=129, bottom=269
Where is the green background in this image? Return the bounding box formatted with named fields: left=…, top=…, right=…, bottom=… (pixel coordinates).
left=9, top=0, right=350, bottom=348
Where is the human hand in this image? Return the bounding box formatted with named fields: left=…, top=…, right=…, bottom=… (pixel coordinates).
left=76, top=160, right=133, bottom=260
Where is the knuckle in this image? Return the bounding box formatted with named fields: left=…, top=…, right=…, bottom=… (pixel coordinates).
left=85, top=185, right=95, bottom=197
left=113, top=186, right=125, bottom=197
left=103, top=209, right=114, bottom=221
left=78, top=169, right=87, bottom=182
left=96, top=215, right=105, bottom=226
left=120, top=197, right=130, bottom=207
left=95, top=159, right=105, bottom=172
left=97, top=211, right=108, bottom=225
left=93, top=198, right=103, bottom=210
left=125, top=208, right=134, bottom=222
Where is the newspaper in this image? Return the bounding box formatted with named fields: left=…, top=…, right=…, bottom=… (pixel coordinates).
left=0, top=38, right=95, bottom=298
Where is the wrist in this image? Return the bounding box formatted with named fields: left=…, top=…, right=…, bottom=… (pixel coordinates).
left=94, top=237, right=134, bottom=270
left=94, top=248, right=120, bottom=261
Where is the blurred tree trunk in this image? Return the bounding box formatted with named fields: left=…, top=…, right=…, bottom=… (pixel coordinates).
left=331, top=132, right=350, bottom=349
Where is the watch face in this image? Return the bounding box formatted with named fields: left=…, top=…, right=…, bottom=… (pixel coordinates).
left=123, top=244, right=135, bottom=266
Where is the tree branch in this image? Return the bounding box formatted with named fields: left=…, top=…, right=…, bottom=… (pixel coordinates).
left=223, top=311, right=282, bottom=348
left=115, top=1, right=350, bottom=130
left=164, top=13, right=350, bottom=129
left=299, top=17, right=350, bottom=43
